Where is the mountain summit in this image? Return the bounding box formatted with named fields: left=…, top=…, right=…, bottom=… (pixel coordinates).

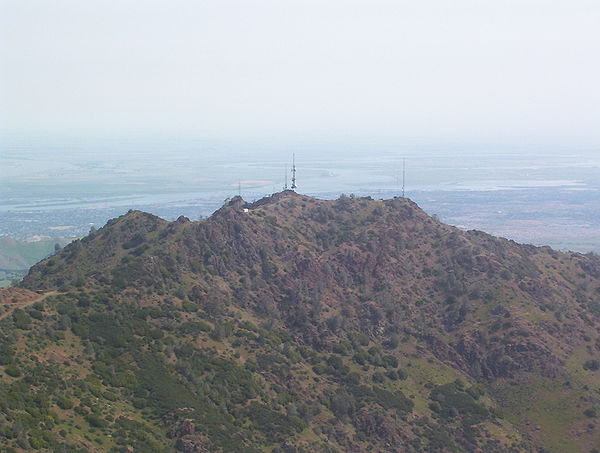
left=2, top=192, right=600, bottom=452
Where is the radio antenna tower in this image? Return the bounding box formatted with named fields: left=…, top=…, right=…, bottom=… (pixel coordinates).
left=284, top=164, right=288, bottom=190
left=238, top=180, right=241, bottom=197
left=291, top=154, right=297, bottom=190
left=402, top=158, right=406, bottom=198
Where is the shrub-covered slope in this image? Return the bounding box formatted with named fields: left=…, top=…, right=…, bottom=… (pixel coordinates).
left=1, top=191, right=599, bottom=452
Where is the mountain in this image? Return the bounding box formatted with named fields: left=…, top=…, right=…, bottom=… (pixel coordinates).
left=2, top=191, right=600, bottom=452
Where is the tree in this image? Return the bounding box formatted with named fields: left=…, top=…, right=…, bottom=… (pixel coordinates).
left=330, top=391, right=355, bottom=418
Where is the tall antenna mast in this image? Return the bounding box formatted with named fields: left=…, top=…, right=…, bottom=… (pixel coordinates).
left=402, top=158, right=406, bottom=198
left=291, top=153, right=297, bottom=190
left=284, top=164, right=288, bottom=190
left=238, top=180, right=241, bottom=197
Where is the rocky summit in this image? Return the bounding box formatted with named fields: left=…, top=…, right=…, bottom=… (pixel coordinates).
left=1, top=191, right=599, bottom=452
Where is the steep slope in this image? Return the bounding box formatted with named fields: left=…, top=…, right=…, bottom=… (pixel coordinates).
left=2, top=191, right=599, bottom=452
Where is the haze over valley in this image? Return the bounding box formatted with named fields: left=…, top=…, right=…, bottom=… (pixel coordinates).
left=3, top=140, right=600, bottom=251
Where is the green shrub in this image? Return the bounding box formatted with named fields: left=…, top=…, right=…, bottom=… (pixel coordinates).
left=85, top=414, right=108, bottom=428
left=12, top=309, right=31, bottom=330
left=430, top=382, right=489, bottom=425
left=4, top=364, right=21, bottom=377
left=56, top=395, right=74, bottom=410
left=372, top=372, right=385, bottom=383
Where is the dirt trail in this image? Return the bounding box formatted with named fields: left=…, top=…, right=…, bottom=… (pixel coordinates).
left=0, top=290, right=60, bottom=321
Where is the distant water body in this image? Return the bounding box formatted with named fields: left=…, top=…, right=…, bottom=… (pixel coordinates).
left=1, top=145, right=598, bottom=212
left=1, top=142, right=599, bottom=252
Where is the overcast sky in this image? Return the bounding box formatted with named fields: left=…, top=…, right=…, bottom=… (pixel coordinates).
left=1, top=0, right=599, bottom=146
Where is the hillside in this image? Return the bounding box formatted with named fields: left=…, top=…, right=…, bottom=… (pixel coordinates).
left=0, top=237, right=71, bottom=287
left=1, top=191, right=600, bottom=452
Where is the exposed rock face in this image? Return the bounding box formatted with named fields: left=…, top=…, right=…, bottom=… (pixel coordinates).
left=352, top=407, right=409, bottom=451
left=164, top=410, right=214, bottom=452
left=175, top=435, right=212, bottom=453
left=439, top=328, right=560, bottom=379
left=167, top=419, right=195, bottom=439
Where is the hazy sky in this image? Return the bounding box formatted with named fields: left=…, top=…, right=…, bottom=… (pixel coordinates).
left=1, top=0, right=599, bottom=146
